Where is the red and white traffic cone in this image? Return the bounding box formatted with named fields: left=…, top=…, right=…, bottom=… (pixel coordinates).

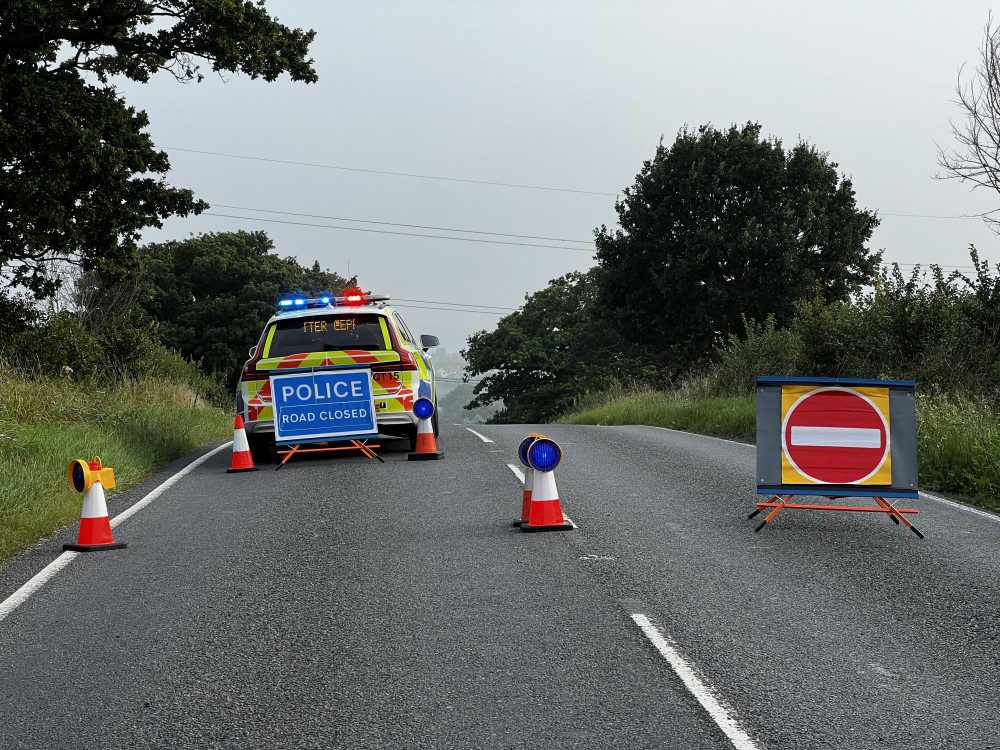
left=64, top=479, right=126, bottom=552
left=522, top=469, right=573, bottom=533
left=514, top=467, right=534, bottom=526
left=408, top=399, right=442, bottom=461
left=228, top=415, right=258, bottom=473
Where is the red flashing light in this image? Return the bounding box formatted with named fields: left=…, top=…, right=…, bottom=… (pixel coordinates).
left=344, top=289, right=365, bottom=305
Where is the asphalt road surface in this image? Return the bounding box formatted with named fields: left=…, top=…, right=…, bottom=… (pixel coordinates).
left=0, top=422, right=998, bottom=749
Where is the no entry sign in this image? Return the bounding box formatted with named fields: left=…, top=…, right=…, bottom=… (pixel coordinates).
left=781, top=387, right=890, bottom=485
left=757, top=377, right=918, bottom=498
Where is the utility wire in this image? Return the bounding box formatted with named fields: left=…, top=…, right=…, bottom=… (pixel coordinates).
left=212, top=204, right=593, bottom=246
left=393, top=297, right=518, bottom=311
left=202, top=212, right=595, bottom=252
left=393, top=303, right=507, bottom=316
left=165, top=146, right=617, bottom=197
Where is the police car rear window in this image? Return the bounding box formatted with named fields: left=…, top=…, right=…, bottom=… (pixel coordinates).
left=266, top=314, right=389, bottom=357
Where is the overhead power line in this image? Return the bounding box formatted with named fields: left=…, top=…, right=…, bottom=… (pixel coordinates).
left=393, top=297, right=518, bottom=311
left=165, top=146, right=617, bottom=197
left=211, top=204, right=592, bottom=245
left=393, top=303, right=507, bottom=316
left=881, top=212, right=981, bottom=220
left=201, top=211, right=595, bottom=252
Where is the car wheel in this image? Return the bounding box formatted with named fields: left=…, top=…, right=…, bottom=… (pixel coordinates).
left=248, top=436, right=274, bottom=464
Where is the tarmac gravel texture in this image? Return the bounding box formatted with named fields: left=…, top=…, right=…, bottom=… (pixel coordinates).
left=0, top=424, right=998, bottom=748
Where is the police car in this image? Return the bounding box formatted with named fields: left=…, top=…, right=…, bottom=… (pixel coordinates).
left=237, top=291, right=439, bottom=460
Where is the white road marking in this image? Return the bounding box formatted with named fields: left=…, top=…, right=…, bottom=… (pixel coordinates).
left=0, top=552, right=78, bottom=623
left=465, top=427, right=493, bottom=443
left=110, top=442, right=231, bottom=529
left=631, top=614, right=762, bottom=750
left=645, top=425, right=753, bottom=448
left=790, top=426, right=881, bottom=448
left=506, top=464, right=577, bottom=528
left=920, top=490, right=1000, bottom=525
left=0, top=442, right=232, bottom=624
left=644, top=424, right=1000, bottom=526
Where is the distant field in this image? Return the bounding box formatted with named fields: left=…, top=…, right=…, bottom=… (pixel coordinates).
left=0, top=368, right=231, bottom=563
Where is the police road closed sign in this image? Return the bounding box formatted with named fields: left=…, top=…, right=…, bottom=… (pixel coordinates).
left=782, top=387, right=890, bottom=485
left=270, top=368, right=378, bottom=444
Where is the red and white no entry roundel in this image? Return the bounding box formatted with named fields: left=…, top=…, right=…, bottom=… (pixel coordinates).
left=781, top=387, right=890, bottom=484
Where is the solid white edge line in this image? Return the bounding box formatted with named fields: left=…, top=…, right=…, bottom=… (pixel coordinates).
left=465, top=427, right=494, bottom=443
left=505, top=464, right=577, bottom=529
left=0, top=441, right=232, bottom=624
left=111, top=441, right=232, bottom=529
left=919, top=489, right=1000, bottom=525
left=646, top=425, right=1000, bottom=526
left=0, top=552, right=78, bottom=623
left=631, top=614, right=761, bottom=750
left=645, top=425, right=753, bottom=448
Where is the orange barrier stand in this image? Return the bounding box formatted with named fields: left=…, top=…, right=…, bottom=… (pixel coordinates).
left=276, top=439, right=383, bottom=470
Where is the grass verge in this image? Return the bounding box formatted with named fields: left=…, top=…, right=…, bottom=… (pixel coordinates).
left=0, top=366, right=232, bottom=563
left=562, top=388, right=1000, bottom=513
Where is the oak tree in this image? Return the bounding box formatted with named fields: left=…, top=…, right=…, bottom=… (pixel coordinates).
left=594, top=122, right=880, bottom=372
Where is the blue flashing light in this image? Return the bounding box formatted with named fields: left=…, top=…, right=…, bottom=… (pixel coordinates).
left=413, top=397, right=434, bottom=420
left=518, top=433, right=538, bottom=468
left=320, top=296, right=331, bottom=304
left=528, top=438, right=562, bottom=472
left=294, top=298, right=305, bottom=306
left=279, top=299, right=294, bottom=307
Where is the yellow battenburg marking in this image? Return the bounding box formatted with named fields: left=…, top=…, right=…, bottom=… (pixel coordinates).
left=780, top=385, right=892, bottom=485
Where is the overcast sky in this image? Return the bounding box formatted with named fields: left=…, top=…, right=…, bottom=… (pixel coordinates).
left=123, top=1, right=1000, bottom=353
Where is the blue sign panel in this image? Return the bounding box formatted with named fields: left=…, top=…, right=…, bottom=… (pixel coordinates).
left=270, top=368, right=378, bottom=444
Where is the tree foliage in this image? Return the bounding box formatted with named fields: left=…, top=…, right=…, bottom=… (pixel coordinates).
left=0, top=1, right=317, bottom=297
left=594, top=122, right=880, bottom=373
left=136, top=231, right=350, bottom=385
left=708, top=247, right=1000, bottom=397
left=463, top=271, right=622, bottom=423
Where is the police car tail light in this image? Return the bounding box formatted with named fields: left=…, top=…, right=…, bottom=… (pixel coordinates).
left=240, top=362, right=261, bottom=381
left=396, top=349, right=419, bottom=371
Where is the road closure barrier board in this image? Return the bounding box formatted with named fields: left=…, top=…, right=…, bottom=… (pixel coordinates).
left=756, top=377, right=918, bottom=498
left=270, top=367, right=378, bottom=445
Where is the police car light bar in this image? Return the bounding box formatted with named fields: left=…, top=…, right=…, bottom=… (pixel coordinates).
left=276, top=293, right=390, bottom=312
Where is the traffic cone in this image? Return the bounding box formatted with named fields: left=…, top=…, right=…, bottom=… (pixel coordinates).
left=521, top=469, right=573, bottom=533
left=408, top=402, right=442, bottom=461
left=514, top=467, right=534, bottom=526
left=64, top=480, right=126, bottom=552
left=228, top=415, right=258, bottom=473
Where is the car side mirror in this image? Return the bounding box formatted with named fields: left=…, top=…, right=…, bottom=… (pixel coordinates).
left=420, top=334, right=440, bottom=352
left=249, top=345, right=257, bottom=358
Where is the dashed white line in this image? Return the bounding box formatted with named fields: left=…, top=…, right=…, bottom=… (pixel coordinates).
left=631, top=614, right=762, bottom=750
left=0, top=442, right=232, bottom=625
left=465, top=427, right=494, bottom=443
